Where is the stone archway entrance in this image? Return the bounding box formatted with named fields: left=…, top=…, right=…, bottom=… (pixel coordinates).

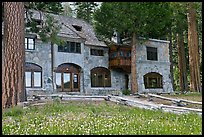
left=144, top=72, right=163, bottom=89
left=55, top=63, right=81, bottom=92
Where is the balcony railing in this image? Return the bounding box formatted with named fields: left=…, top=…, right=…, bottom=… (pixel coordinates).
left=109, top=57, right=131, bottom=73
left=108, top=43, right=131, bottom=73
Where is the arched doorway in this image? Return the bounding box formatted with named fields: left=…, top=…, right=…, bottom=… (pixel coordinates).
left=55, top=63, right=81, bottom=92
left=144, top=72, right=163, bottom=89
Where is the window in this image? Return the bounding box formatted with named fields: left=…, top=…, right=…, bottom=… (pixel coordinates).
left=90, top=49, right=104, bottom=56
left=126, top=51, right=131, bottom=58
left=110, top=52, right=117, bottom=59
left=25, top=62, right=42, bottom=88
left=58, top=41, right=81, bottom=53
left=120, top=51, right=124, bottom=57
left=144, top=72, right=163, bottom=89
left=25, top=37, right=35, bottom=50
left=147, top=47, right=158, bottom=61
left=72, top=25, right=82, bottom=31
left=91, top=67, right=111, bottom=87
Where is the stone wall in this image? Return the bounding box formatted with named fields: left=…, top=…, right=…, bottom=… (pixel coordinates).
left=25, top=39, right=53, bottom=96
left=53, top=43, right=85, bottom=93
left=134, top=39, right=173, bottom=93
left=25, top=38, right=173, bottom=96
left=83, top=45, right=123, bottom=95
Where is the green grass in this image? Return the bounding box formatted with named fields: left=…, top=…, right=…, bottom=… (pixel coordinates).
left=2, top=100, right=202, bottom=135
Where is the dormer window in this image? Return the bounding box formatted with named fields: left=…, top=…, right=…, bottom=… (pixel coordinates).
left=25, top=37, right=35, bottom=50
left=72, top=25, right=82, bottom=31
left=33, top=19, right=42, bottom=26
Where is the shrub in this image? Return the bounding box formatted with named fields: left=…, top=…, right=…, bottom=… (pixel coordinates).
left=122, top=89, right=131, bottom=95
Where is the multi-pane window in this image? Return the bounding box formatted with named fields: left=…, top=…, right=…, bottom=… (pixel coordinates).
left=90, top=49, right=104, bottom=56
left=58, top=41, right=81, bottom=53
left=110, top=50, right=131, bottom=59
left=146, top=47, right=158, bottom=61
left=144, top=72, right=163, bottom=89
left=91, top=67, right=111, bottom=87
left=25, top=37, right=35, bottom=50
left=25, top=62, right=42, bottom=88
left=110, top=52, right=117, bottom=59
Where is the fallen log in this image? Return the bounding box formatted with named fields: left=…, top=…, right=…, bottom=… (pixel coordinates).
left=147, top=93, right=202, bottom=106
left=107, top=95, right=202, bottom=115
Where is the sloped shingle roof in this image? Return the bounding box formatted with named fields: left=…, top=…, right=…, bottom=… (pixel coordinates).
left=29, top=10, right=107, bottom=47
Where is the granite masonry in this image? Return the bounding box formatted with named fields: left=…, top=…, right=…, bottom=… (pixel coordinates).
left=3, top=10, right=173, bottom=96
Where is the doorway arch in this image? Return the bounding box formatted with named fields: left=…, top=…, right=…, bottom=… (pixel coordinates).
left=144, top=72, right=163, bottom=89
left=54, top=63, right=81, bottom=92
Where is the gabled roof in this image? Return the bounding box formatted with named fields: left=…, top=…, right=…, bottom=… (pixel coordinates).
left=28, top=9, right=107, bottom=47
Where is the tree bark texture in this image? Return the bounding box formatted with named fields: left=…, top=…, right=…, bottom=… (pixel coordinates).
left=2, top=2, right=25, bottom=109
left=168, top=30, right=175, bottom=91
left=131, top=32, right=138, bottom=94
left=176, top=33, right=188, bottom=93
left=187, top=2, right=201, bottom=92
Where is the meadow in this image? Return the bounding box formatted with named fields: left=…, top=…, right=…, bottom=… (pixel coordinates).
left=2, top=100, right=202, bottom=135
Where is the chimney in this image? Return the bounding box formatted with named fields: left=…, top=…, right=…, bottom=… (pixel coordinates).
left=116, top=32, right=122, bottom=44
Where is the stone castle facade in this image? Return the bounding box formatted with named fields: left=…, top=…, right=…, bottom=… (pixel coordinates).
left=3, top=10, right=173, bottom=96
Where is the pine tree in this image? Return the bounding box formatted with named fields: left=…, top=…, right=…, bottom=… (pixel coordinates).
left=94, top=2, right=172, bottom=94
left=75, top=2, right=98, bottom=24
left=2, top=2, right=25, bottom=109
left=187, top=2, right=201, bottom=92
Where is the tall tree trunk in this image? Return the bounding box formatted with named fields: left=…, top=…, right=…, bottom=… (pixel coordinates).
left=131, top=32, right=138, bottom=94
left=176, top=33, right=188, bottom=93
left=187, top=2, right=201, bottom=92
left=168, top=29, right=175, bottom=91
left=2, top=2, right=25, bottom=109
left=51, top=42, right=55, bottom=93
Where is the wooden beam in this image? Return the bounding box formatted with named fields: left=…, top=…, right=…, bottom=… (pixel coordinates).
left=148, top=93, right=202, bottom=105
left=107, top=95, right=202, bottom=115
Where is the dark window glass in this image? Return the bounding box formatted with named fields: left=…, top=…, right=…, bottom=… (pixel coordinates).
left=58, top=45, right=64, bottom=52
left=70, top=42, right=75, bottom=52
left=120, top=51, right=124, bottom=57
left=111, top=52, right=117, bottom=59
left=144, top=72, right=163, bottom=89
left=58, top=41, right=81, bottom=53
left=91, top=67, right=111, bottom=87
left=147, top=47, right=158, bottom=61
left=126, top=51, right=131, bottom=58
left=64, top=42, right=70, bottom=52
left=91, top=49, right=104, bottom=56
left=73, top=74, right=79, bottom=88
left=63, top=73, right=71, bottom=89
left=76, top=43, right=81, bottom=53
left=72, top=25, right=82, bottom=31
